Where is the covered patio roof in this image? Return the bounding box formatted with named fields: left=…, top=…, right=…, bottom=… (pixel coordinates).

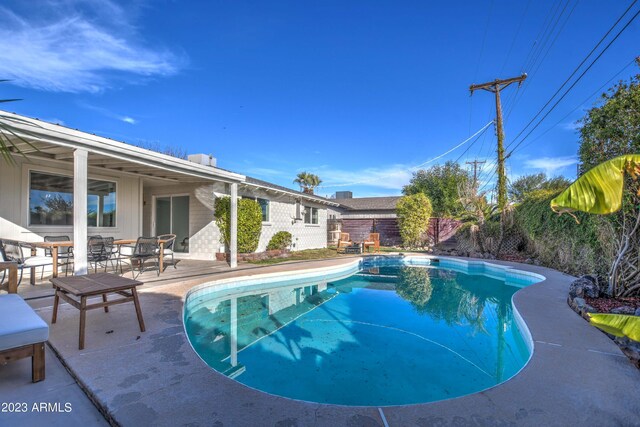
left=0, top=110, right=244, bottom=184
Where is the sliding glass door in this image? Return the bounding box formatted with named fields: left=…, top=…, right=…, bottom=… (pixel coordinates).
left=155, top=195, right=189, bottom=253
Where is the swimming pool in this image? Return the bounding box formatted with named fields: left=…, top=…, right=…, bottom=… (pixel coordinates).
left=183, top=256, right=544, bottom=406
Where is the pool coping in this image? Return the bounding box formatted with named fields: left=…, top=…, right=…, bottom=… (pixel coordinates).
left=40, top=255, right=640, bottom=426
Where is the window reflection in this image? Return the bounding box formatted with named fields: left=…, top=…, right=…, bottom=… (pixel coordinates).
left=29, top=171, right=117, bottom=227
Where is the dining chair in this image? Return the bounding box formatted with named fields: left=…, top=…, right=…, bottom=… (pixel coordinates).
left=157, top=234, right=177, bottom=270
left=43, top=236, right=73, bottom=277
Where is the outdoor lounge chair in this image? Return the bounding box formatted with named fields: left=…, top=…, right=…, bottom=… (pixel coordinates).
left=0, top=240, right=53, bottom=286
left=157, top=234, right=177, bottom=270
left=0, top=261, right=48, bottom=383
left=336, top=233, right=352, bottom=253
left=363, top=233, right=380, bottom=253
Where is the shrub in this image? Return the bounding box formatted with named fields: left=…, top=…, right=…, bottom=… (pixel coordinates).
left=396, top=193, right=433, bottom=248
left=214, top=196, right=263, bottom=253
left=514, top=189, right=615, bottom=277
left=267, top=231, right=292, bottom=251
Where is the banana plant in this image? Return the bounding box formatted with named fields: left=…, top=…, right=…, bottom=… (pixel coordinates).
left=550, top=154, right=640, bottom=217
left=588, top=313, right=640, bottom=342
left=550, top=155, right=640, bottom=341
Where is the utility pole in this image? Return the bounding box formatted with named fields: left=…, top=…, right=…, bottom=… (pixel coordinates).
left=470, top=74, right=527, bottom=209
left=466, top=159, right=486, bottom=190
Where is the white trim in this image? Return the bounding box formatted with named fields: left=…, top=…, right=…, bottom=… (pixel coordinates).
left=241, top=181, right=340, bottom=207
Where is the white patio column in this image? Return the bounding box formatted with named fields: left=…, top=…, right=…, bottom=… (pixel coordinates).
left=229, top=182, right=238, bottom=268
left=73, top=149, right=88, bottom=275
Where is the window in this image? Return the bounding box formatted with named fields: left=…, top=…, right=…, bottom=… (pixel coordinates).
left=29, top=171, right=117, bottom=227
left=258, top=198, right=270, bottom=222
left=304, top=206, right=318, bottom=224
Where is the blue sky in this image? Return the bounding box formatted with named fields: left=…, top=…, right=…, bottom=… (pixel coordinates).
left=1, top=0, right=638, bottom=198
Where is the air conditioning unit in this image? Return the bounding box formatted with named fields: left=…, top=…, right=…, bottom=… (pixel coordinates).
left=187, top=154, right=217, bottom=167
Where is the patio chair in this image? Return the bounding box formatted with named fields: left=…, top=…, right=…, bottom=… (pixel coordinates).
left=102, top=237, right=121, bottom=272
left=157, top=234, right=177, bottom=270
left=363, top=233, right=380, bottom=253
left=126, top=237, right=160, bottom=278
left=336, top=233, right=351, bottom=254
left=43, top=235, right=74, bottom=277
left=0, top=240, right=53, bottom=286
left=87, top=237, right=110, bottom=273
left=0, top=261, right=48, bottom=383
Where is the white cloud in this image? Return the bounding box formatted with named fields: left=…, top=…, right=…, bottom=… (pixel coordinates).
left=77, top=101, right=138, bottom=124
left=524, top=156, right=578, bottom=175
left=245, top=167, right=287, bottom=178
left=0, top=1, right=183, bottom=93
left=316, top=164, right=413, bottom=191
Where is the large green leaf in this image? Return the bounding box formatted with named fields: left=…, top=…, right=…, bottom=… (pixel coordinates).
left=588, top=313, right=640, bottom=342
left=550, top=154, right=640, bottom=215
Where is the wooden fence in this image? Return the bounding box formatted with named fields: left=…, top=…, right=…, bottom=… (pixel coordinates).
left=331, top=217, right=462, bottom=247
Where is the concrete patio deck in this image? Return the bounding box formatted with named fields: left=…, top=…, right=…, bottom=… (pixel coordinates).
left=2, top=256, right=640, bottom=426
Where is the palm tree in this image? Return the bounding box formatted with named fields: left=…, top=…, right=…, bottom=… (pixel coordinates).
left=0, top=80, right=34, bottom=164
left=294, top=172, right=311, bottom=192
left=293, top=172, right=322, bottom=194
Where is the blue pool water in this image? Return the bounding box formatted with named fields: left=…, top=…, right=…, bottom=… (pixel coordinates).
left=184, top=258, right=542, bottom=406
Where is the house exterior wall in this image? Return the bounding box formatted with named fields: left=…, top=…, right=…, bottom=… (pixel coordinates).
left=0, top=156, right=143, bottom=245
left=239, top=186, right=328, bottom=252
left=143, top=182, right=329, bottom=260
left=143, top=181, right=224, bottom=260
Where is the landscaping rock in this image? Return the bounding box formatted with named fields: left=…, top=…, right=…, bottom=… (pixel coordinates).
left=611, top=306, right=636, bottom=315
left=569, top=276, right=600, bottom=300
left=573, top=297, right=586, bottom=311
left=614, top=337, right=640, bottom=369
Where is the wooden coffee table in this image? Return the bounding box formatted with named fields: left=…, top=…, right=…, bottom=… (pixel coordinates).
left=50, top=273, right=145, bottom=350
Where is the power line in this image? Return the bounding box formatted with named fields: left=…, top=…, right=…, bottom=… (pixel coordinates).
left=453, top=123, right=493, bottom=164
left=515, top=56, right=638, bottom=152
left=505, top=0, right=639, bottom=153
left=499, top=0, right=533, bottom=75
left=319, top=121, right=494, bottom=188
left=508, top=4, right=640, bottom=156
left=505, top=0, right=579, bottom=120
left=528, top=0, right=579, bottom=79
left=526, top=0, right=571, bottom=72
left=519, top=1, right=563, bottom=73
left=474, top=0, right=495, bottom=81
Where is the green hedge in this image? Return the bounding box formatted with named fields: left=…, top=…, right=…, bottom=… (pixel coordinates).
left=213, top=197, right=262, bottom=253
left=267, top=231, right=292, bottom=251
left=514, top=189, right=615, bottom=277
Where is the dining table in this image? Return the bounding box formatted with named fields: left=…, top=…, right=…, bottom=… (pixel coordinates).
left=8, top=238, right=169, bottom=282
